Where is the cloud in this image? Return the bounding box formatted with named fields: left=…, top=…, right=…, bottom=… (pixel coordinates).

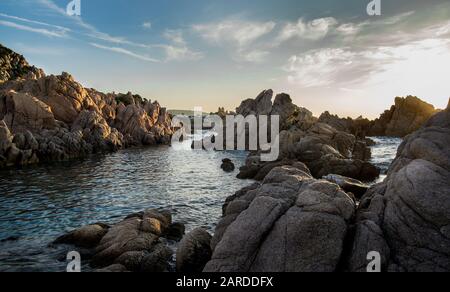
left=158, top=30, right=203, bottom=61
left=277, top=17, right=338, bottom=43
left=0, top=20, right=67, bottom=38
left=142, top=22, right=152, bottom=29
left=192, top=19, right=275, bottom=63
left=90, top=43, right=160, bottom=62
left=193, top=19, right=276, bottom=47
left=0, top=12, right=71, bottom=32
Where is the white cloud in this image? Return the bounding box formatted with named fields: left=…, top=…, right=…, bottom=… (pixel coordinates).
left=0, top=20, right=67, bottom=38
left=90, top=43, right=160, bottom=62
left=277, top=17, right=338, bottom=43
left=0, top=12, right=71, bottom=32
left=157, top=30, right=203, bottom=61
left=192, top=19, right=275, bottom=63
left=142, top=22, right=152, bottom=29
left=193, top=19, right=276, bottom=47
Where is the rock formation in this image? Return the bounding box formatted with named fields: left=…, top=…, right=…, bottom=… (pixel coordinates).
left=347, top=100, right=450, bottom=272
left=54, top=209, right=184, bottom=272
left=234, top=90, right=379, bottom=182
left=0, top=44, right=44, bottom=83
left=0, top=44, right=172, bottom=168
left=366, top=96, right=439, bottom=137
left=206, top=103, right=450, bottom=272
left=176, top=228, right=212, bottom=272
left=204, top=164, right=356, bottom=272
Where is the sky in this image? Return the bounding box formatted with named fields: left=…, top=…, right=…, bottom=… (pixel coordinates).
left=0, top=0, right=449, bottom=118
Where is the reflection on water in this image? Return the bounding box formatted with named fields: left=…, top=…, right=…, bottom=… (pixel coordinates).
left=0, top=138, right=250, bottom=272
left=369, top=136, right=403, bottom=183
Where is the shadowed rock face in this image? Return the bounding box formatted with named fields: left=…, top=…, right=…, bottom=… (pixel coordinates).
left=348, top=102, right=450, bottom=272
left=204, top=164, right=356, bottom=272
left=367, top=96, right=439, bottom=137
left=0, top=44, right=173, bottom=168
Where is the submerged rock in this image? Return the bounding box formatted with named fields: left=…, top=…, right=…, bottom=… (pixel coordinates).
left=221, top=158, right=235, bottom=172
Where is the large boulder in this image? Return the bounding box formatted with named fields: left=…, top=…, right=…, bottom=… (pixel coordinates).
left=348, top=102, right=450, bottom=272
left=204, top=164, right=356, bottom=272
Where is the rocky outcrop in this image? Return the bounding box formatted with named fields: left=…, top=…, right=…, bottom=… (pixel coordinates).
left=0, top=44, right=44, bottom=83
left=347, top=102, right=450, bottom=272
left=204, top=164, right=356, bottom=272
left=0, top=45, right=173, bottom=168
left=233, top=90, right=378, bottom=182
left=176, top=228, right=212, bottom=272
left=367, top=96, right=438, bottom=137
left=54, top=209, right=185, bottom=272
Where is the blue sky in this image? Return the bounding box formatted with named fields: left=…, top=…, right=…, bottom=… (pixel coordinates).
left=1, top=0, right=450, bottom=118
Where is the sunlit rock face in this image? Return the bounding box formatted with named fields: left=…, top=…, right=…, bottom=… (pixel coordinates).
left=234, top=89, right=379, bottom=182
left=0, top=44, right=173, bottom=168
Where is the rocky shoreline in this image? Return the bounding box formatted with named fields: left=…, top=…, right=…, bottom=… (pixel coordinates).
left=2, top=43, right=449, bottom=272
left=0, top=44, right=173, bottom=168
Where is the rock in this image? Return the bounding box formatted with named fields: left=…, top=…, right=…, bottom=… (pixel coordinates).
left=204, top=164, right=355, bottom=272
left=348, top=105, right=450, bottom=272
left=54, top=224, right=109, bottom=248
left=0, top=44, right=173, bottom=169
left=323, top=174, right=369, bottom=199
left=177, top=228, right=212, bottom=272
left=2, top=90, right=56, bottom=133
left=54, top=208, right=180, bottom=272
left=367, top=96, right=438, bottom=137
left=221, top=158, right=235, bottom=172
left=0, top=44, right=43, bottom=83
left=164, top=222, right=186, bottom=241
left=95, top=264, right=129, bottom=273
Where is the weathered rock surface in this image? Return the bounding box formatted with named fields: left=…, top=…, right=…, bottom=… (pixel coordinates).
left=177, top=228, right=212, bottom=272
left=348, top=101, right=450, bottom=272
left=204, top=164, right=356, bottom=272
left=323, top=174, right=369, bottom=199
left=367, top=96, right=438, bottom=137
left=234, top=90, right=378, bottom=182
left=54, top=209, right=184, bottom=272
left=0, top=44, right=173, bottom=168
left=0, top=44, right=44, bottom=83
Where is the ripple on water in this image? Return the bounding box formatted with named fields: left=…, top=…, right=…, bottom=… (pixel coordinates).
left=0, top=139, right=251, bottom=271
